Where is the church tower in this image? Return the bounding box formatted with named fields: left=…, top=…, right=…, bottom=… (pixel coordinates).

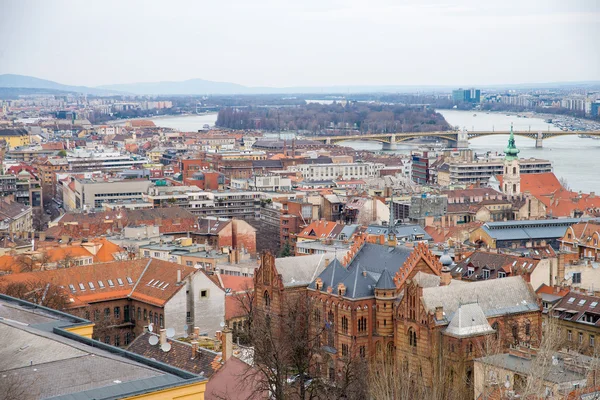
left=503, top=124, right=521, bottom=197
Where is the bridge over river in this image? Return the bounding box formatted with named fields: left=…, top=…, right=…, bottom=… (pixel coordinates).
left=302, top=130, right=600, bottom=149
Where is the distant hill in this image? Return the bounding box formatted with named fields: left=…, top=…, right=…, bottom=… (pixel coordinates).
left=0, top=74, right=123, bottom=95
left=98, top=78, right=251, bottom=95
left=1, top=74, right=599, bottom=96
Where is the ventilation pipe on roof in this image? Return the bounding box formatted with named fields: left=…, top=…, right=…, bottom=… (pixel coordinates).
left=177, top=269, right=182, bottom=284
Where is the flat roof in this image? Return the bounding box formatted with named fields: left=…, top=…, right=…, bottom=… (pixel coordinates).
left=0, top=295, right=205, bottom=400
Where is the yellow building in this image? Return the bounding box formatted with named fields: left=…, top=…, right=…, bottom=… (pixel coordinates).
left=0, top=294, right=207, bottom=399
left=0, top=127, right=30, bottom=149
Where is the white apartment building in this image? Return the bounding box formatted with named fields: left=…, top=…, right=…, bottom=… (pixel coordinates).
left=288, top=162, right=385, bottom=182
left=230, top=175, right=292, bottom=191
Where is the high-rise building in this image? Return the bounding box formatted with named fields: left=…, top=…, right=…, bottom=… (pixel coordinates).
left=452, top=88, right=481, bottom=103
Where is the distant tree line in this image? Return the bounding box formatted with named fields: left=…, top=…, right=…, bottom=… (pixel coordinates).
left=216, top=103, right=451, bottom=133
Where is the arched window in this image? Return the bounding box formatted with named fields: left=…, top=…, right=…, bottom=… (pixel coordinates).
left=525, top=320, right=531, bottom=337
left=513, top=184, right=517, bottom=192
left=327, top=311, right=335, bottom=347
left=137, top=307, right=141, bottom=321
left=513, top=167, right=516, bottom=174
left=408, top=328, right=417, bottom=348
left=149, top=311, right=153, bottom=323
left=512, top=324, right=519, bottom=343
left=386, top=342, right=394, bottom=360
left=264, top=291, right=271, bottom=307
left=341, top=316, right=348, bottom=333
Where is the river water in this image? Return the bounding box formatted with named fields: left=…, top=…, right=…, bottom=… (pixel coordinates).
left=147, top=111, right=600, bottom=193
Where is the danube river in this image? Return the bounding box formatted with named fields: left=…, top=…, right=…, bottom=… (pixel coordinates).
left=342, top=110, right=600, bottom=193
left=146, top=111, right=600, bottom=193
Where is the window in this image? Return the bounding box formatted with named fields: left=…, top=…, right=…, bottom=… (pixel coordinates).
left=568, top=330, right=573, bottom=341
left=104, top=308, right=110, bottom=320
left=104, top=336, right=110, bottom=344
left=144, top=309, right=147, bottom=321
left=126, top=277, right=133, bottom=284
left=107, top=279, right=114, bottom=287
left=84, top=311, right=90, bottom=320
left=358, top=316, right=367, bottom=333
left=409, top=328, right=417, bottom=348
left=525, top=320, right=531, bottom=336
left=591, top=335, right=595, bottom=347
left=341, top=316, right=348, bottom=333
left=117, top=278, right=124, bottom=286
left=359, top=346, right=366, bottom=358
left=94, top=310, right=100, bottom=321
left=98, top=280, right=105, bottom=289
left=159, top=314, right=164, bottom=328
left=186, top=261, right=193, bottom=266
left=512, top=324, right=518, bottom=342
left=78, top=283, right=86, bottom=291
left=124, top=305, right=130, bottom=322
left=342, top=343, right=349, bottom=357
left=573, top=273, right=581, bottom=284
left=114, top=335, right=120, bottom=347
left=149, top=311, right=153, bottom=323
left=579, top=332, right=584, bottom=344
left=498, top=271, right=506, bottom=278
left=482, top=269, right=490, bottom=279
left=137, top=308, right=141, bottom=321
left=264, top=291, right=271, bottom=307
left=200, top=290, right=208, bottom=298
left=124, top=332, right=131, bottom=346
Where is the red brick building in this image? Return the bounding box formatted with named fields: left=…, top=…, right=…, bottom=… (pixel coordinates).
left=253, top=235, right=542, bottom=396
left=194, top=218, right=257, bottom=255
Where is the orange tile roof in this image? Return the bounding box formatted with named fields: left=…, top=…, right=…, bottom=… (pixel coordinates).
left=219, top=275, right=253, bottom=293
left=0, top=259, right=197, bottom=308
left=496, top=172, right=562, bottom=197
left=535, top=283, right=569, bottom=297
left=297, top=220, right=341, bottom=240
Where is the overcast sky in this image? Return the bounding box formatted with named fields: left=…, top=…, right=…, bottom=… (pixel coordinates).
left=1, top=0, right=599, bottom=87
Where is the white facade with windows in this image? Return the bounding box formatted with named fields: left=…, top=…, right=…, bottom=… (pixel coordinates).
left=288, top=162, right=384, bottom=182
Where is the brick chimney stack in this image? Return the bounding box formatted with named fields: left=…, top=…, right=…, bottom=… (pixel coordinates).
left=193, top=326, right=200, bottom=339
left=435, top=306, right=444, bottom=320
left=191, top=341, right=198, bottom=359
left=222, top=326, right=233, bottom=362
left=159, top=329, right=167, bottom=345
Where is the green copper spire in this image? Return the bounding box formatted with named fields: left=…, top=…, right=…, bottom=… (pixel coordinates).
left=505, top=123, right=520, bottom=161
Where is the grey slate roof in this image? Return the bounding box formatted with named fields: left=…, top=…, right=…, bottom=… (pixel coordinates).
left=422, top=276, right=539, bottom=324
left=444, top=303, right=495, bottom=338
left=376, top=269, right=396, bottom=290
left=481, top=218, right=584, bottom=242
left=309, top=243, right=413, bottom=299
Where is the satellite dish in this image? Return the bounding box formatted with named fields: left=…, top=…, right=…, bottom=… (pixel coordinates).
left=504, top=381, right=510, bottom=389
left=184, top=324, right=189, bottom=332
left=149, top=335, right=159, bottom=345
left=148, top=323, right=154, bottom=332
left=219, top=321, right=225, bottom=328
left=161, top=342, right=171, bottom=352
left=166, top=327, right=175, bottom=338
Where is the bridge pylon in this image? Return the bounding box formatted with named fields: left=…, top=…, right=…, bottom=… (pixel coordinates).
left=535, top=132, right=543, bottom=148
left=456, top=130, right=469, bottom=148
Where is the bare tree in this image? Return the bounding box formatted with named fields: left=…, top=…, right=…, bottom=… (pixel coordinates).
left=0, top=373, right=37, bottom=400
left=0, top=279, right=69, bottom=310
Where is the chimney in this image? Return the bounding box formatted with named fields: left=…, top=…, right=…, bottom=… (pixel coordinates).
left=557, top=252, right=565, bottom=286
left=177, top=269, right=182, bottom=284
left=193, top=326, right=200, bottom=339
left=222, top=326, right=233, bottom=362
left=191, top=340, right=198, bottom=359
left=435, top=306, right=444, bottom=320
left=159, top=329, right=167, bottom=345
left=39, top=232, right=46, bottom=241
left=440, top=268, right=452, bottom=286
left=324, top=258, right=330, bottom=267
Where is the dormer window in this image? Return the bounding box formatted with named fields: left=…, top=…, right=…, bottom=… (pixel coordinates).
left=316, top=278, right=323, bottom=291
left=337, top=283, right=346, bottom=296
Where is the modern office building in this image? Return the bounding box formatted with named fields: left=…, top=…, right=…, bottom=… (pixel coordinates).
left=452, top=88, right=481, bottom=103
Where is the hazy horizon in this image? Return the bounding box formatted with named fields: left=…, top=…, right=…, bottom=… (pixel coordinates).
left=1, top=0, right=599, bottom=88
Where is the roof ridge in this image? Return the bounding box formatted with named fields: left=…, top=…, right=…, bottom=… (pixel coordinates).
left=129, top=258, right=153, bottom=297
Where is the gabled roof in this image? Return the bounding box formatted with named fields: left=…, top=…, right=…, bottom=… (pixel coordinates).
left=275, top=253, right=338, bottom=287
left=451, top=251, right=539, bottom=280
left=552, top=290, right=600, bottom=326
left=496, top=172, right=562, bottom=197
left=0, top=259, right=196, bottom=308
